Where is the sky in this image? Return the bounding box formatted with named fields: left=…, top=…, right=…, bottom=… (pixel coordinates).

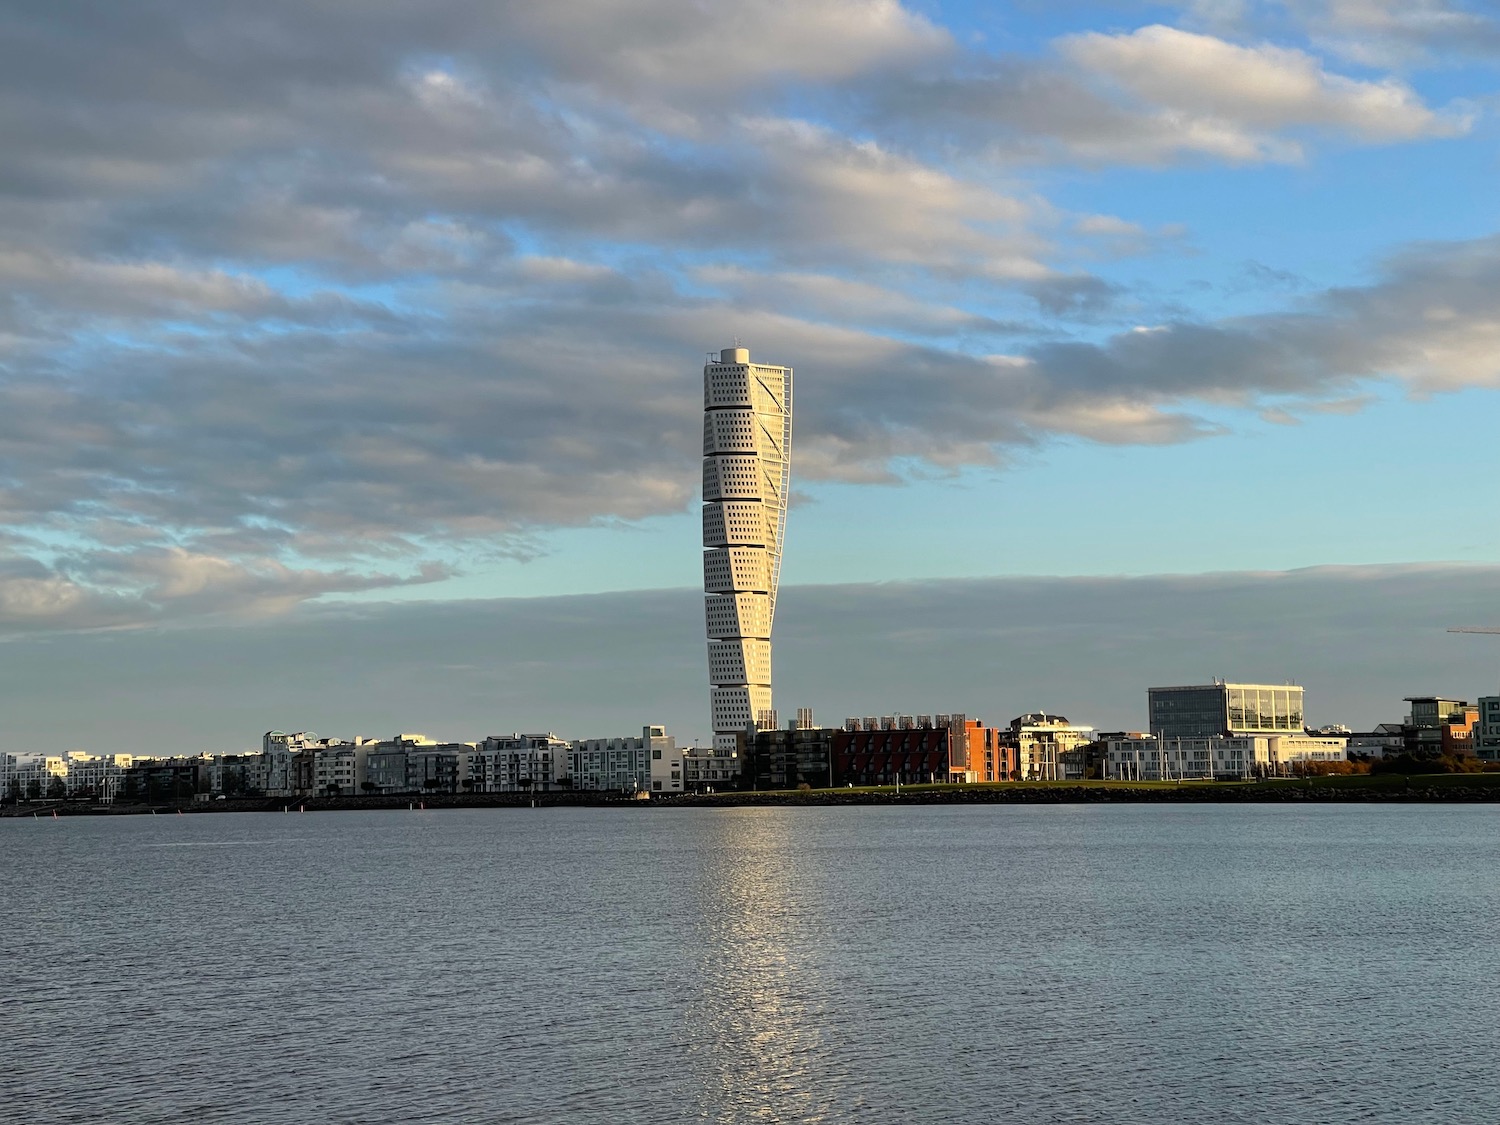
left=2, top=0, right=1500, bottom=753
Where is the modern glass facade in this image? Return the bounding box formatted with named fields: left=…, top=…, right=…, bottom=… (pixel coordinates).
left=1149, top=683, right=1304, bottom=740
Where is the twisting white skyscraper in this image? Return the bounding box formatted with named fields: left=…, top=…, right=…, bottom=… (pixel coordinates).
left=702, top=345, right=793, bottom=752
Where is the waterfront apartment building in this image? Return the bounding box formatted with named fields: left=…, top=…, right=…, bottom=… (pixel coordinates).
left=63, top=752, right=136, bottom=802
left=1003, top=713, right=1094, bottom=781
left=682, top=744, right=740, bottom=792
left=259, top=731, right=319, bottom=795
left=1475, top=697, right=1500, bottom=761
left=743, top=725, right=837, bottom=790
left=475, top=734, right=570, bottom=793
left=1105, top=733, right=1347, bottom=780
left=3, top=754, right=68, bottom=800
left=1148, top=682, right=1305, bottom=740
left=702, top=345, right=793, bottom=753
left=570, top=725, right=679, bottom=793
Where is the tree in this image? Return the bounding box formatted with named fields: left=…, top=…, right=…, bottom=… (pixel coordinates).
left=26, top=779, right=42, bottom=801
left=46, top=777, right=66, bottom=800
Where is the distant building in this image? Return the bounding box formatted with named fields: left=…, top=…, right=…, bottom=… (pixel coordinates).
left=1346, top=724, right=1405, bottom=759
left=65, top=753, right=136, bottom=802
left=1002, top=714, right=1095, bottom=781
left=1148, top=683, right=1305, bottom=740
left=1105, top=733, right=1347, bottom=780
left=258, top=731, right=318, bottom=795
left=206, top=754, right=258, bottom=798
left=1402, top=697, right=1476, bottom=757
left=7, top=755, right=69, bottom=800
left=360, top=738, right=417, bottom=794
left=682, top=744, right=739, bottom=792
left=312, top=742, right=360, bottom=796
left=825, top=714, right=1008, bottom=787
left=404, top=741, right=475, bottom=794
left=570, top=725, right=677, bottom=793
left=476, top=734, right=569, bottom=793
left=743, top=725, right=836, bottom=790
left=126, top=757, right=210, bottom=802
left=1475, top=697, right=1500, bottom=761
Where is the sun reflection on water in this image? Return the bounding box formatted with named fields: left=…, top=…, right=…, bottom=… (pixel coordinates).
left=679, top=808, right=854, bottom=1124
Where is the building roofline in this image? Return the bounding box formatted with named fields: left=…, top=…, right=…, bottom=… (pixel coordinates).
left=1148, top=683, right=1304, bottom=692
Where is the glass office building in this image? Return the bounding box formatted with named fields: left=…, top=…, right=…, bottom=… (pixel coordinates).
left=1149, top=683, right=1305, bottom=740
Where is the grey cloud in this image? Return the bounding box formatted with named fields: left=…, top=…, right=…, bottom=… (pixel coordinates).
left=852, top=23, right=1468, bottom=167
left=0, top=0, right=1492, bottom=622
left=1281, top=0, right=1500, bottom=65
left=3, top=232, right=1498, bottom=585
left=3, top=564, right=1497, bottom=755
left=0, top=548, right=448, bottom=634
left=1017, top=232, right=1500, bottom=405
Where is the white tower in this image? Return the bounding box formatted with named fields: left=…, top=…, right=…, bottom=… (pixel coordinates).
left=702, top=345, right=793, bottom=753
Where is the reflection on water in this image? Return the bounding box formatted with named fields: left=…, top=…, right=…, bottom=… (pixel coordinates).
left=6, top=804, right=1500, bottom=1124
left=684, top=810, right=843, bottom=1123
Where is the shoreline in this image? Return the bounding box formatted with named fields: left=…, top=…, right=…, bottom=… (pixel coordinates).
left=8, top=774, right=1500, bottom=816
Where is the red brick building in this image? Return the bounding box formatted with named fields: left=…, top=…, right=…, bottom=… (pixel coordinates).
left=832, top=715, right=1015, bottom=785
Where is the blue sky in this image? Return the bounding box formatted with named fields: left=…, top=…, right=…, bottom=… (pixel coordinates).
left=2, top=0, right=1500, bottom=748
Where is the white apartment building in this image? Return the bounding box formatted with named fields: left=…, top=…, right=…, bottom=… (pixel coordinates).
left=62, top=752, right=136, bottom=802
left=571, top=725, right=677, bottom=793
left=476, top=734, right=569, bottom=792
left=312, top=743, right=360, bottom=796
left=8, top=755, right=69, bottom=799
left=702, top=345, right=793, bottom=753
left=1010, top=714, right=1095, bottom=781
left=1105, top=733, right=1348, bottom=780
left=257, top=731, right=320, bottom=796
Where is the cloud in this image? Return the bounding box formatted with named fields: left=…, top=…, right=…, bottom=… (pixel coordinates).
left=2, top=229, right=1498, bottom=591
left=1062, top=25, right=1466, bottom=147
left=855, top=23, right=1468, bottom=166
left=0, top=548, right=448, bottom=634
left=1282, top=0, right=1500, bottom=65
left=0, top=0, right=1489, bottom=621
left=4, top=564, right=1498, bottom=754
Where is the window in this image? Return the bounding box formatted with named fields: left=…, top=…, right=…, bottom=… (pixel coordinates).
left=652, top=749, right=662, bottom=759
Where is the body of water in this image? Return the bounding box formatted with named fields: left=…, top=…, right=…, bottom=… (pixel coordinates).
left=5, top=803, right=1500, bottom=1123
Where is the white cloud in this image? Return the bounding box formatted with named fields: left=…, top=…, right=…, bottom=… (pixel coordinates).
left=1061, top=24, right=1470, bottom=160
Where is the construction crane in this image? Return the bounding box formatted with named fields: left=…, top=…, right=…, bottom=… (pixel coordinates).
left=1449, top=628, right=1500, bottom=635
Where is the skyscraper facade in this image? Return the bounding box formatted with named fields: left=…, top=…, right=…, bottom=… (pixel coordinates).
left=702, top=345, right=793, bottom=753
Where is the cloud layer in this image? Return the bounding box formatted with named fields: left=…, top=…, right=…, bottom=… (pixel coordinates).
left=0, top=0, right=1492, bottom=623
left=5, top=564, right=1498, bottom=755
